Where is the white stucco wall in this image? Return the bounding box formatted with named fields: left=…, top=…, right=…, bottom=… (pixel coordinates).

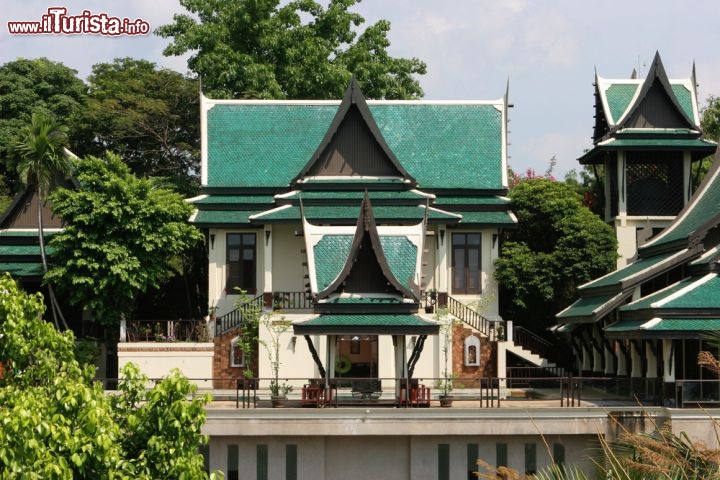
left=117, top=343, right=214, bottom=388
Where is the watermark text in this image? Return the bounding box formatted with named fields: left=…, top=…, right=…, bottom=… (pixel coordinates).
left=8, top=7, right=150, bottom=35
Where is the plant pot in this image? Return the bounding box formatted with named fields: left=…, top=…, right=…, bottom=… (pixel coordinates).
left=424, top=306, right=435, bottom=314
left=271, top=395, right=287, bottom=408
left=439, top=395, right=454, bottom=407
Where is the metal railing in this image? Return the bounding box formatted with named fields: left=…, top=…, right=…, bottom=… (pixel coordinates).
left=125, top=319, right=210, bottom=342
left=270, top=291, right=313, bottom=310
left=512, top=326, right=555, bottom=362
left=446, top=296, right=491, bottom=336
left=215, top=295, right=264, bottom=336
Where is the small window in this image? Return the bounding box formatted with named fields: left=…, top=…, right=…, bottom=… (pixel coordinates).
left=438, top=444, right=450, bottom=480
left=230, top=336, right=245, bottom=367
left=227, top=444, right=239, bottom=480
left=525, top=443, right=537, bottom=475
left=464, top=336, right=481, bottom=366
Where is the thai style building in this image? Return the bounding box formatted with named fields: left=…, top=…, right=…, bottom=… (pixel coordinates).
left=577, top=52, right=716, bottom=267
left=186, top=78, right=519, bottom=395
left=556, top=54, right=719, bottom=403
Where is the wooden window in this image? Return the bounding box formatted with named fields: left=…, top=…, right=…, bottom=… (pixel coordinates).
left=452, top=233, right=481, bottom=294
left=227, top=233, right=256, bottom=293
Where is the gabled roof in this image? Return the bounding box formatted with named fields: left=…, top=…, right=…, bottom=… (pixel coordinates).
left=315, top=192, right=417, bottom=302
left=593, top=53, right=699, bottom=140
left=201, top=93, right=508, bottom=191
left=292, top=78, right=414, bottom=185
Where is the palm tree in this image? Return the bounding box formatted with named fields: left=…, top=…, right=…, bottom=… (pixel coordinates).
left=15, top=112, right=73, bottom=330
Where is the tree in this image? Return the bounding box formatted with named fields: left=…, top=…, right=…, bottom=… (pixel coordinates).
left=0, top=58, right=86, bottom=193
left=0, top=273, right=217, bottom=479
left=45, top=153, right=203, bottom=326
left=74, top=58, right=201, bottom=195
left=15, top=112, right=73, bottom=330
left=156, top=0, right=427, bottom=100
left=494, top=178, right=617, bottom=332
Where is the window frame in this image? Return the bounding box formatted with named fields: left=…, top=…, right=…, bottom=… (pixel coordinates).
left=230, top=336, right=245, bottom=367
left=226, top=232, right=257, bottom=293
left=451, top=232, right=482, bottom=295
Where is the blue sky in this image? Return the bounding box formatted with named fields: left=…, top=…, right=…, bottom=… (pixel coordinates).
left=3, top=0, right=719, bottom=177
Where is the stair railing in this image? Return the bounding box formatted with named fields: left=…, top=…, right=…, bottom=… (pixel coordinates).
left=512, top=325, right=554, bottom=361
left=446, top=296, right=490, bottom=336
left=215, top=294, right=264, bottom=336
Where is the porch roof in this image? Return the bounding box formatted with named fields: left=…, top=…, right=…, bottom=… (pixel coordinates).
left=605, top=317, right=720, bottom=339
left=555, top=291, right=631, bottom=324
left=293, top=313, right=438, bottom=335
left=249, top=204, right=460, bottom=223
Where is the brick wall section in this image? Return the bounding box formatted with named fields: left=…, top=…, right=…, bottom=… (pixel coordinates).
left=213, top=328, right=257, bottom=389
left=452, top=324, right=495, bottom=387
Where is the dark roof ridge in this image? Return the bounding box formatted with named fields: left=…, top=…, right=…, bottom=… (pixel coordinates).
left=292, top=77, right=416, bottom=186
left=608, top=52, right=695, bottom=137
left=316, top=191, right=417, bottom=301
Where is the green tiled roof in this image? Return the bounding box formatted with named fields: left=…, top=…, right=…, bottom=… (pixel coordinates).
left=190, top=195, right=275, bottom=205
left=659, top=275, right=720, bottom=309
left=456, top=211, right=516, bottom=226
left=580, top=250, right=680, bottom=291
left=606, top=318, right=720, bottom=334
left=313, top=235, right=354, bottom=291
left=251, top=205, right=459, bottom=222
left=190, top=210, right=255, bottom=226
left=293, top=313, right=438, bottom=334
left=671, top=84, right=694, bottom=121
left=207, top=103, right=504, bottom=190
left=279, top=190, right=430, bottom=202
left=325, top=297, right=404, bottom=304
left=0, top=262, right=44, bottom=277
left=434, top=196, right=510, bottom=206
left=379, top=236, right=417, bottom=288
left=557, top=294, right=621, bottom=321
left=603, top=82, right=695, bottom=126
left=312, top=235, right=418, bottom=291
left=619, top=278, right=694, bottom=311
left=0, top=244, right=51, bottom=256
left=599, top=138, right=716, bottom=149
left=605, top=84, right=639, bottom=124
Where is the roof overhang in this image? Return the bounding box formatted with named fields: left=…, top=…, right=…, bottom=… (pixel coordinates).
left=293, top=314, right=439, bottom=335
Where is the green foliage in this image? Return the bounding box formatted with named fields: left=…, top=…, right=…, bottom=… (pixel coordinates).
left=495, top=179, right=617, bottom=331
left=701, top=95, right=720, bottom=142
left=156, top=0, right=427, bottom=99
left=111, top=364, right=212, bottom=479
left=0, top=274, right=219, bottom=479
left=46, top=153, right=203, bottom=326
left=233, top=290, right=262, bottom=379
left=0, top=58, right=86, bottom=193
left=74, top=58, right=201, bottom=195
left=15, top=112, right=71, bottom=197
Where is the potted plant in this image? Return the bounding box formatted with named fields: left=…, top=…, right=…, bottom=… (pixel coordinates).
left=261, top=313, right=293, bottom=407
left=437, top=309, right=457, bottom=407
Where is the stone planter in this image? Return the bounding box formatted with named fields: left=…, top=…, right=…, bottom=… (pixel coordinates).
left=439, top=395, right=454, bottom=407
left=271, top=395, right=288, bottom=408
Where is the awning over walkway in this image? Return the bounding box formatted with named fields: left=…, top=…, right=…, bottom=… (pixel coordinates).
left=605, top=318, right=720, bottom=339
left=556, top=291, right=631, bottom=324
left=293, top=314, right=439, bottom=335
